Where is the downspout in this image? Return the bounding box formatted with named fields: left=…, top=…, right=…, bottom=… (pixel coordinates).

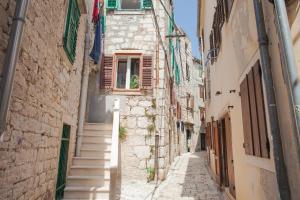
left=76, top=18, right=90, bottom=156
left=272, top=0, right=300, bottom=156
left=252, top=0, right=291, bottom=199
left=0, top=0, right=30, bottom=136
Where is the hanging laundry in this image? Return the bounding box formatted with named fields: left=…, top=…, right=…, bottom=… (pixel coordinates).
left=90, top=17, right=102, bottom=64
left=92, top=0, right=100, bottom=23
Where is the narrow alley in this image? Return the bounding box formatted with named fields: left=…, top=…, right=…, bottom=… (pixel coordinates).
left=1, top=0, right=300, bottom=200
left=119, top=153, right=224, bottom=200
left=153, top=152, right=224, bottom=200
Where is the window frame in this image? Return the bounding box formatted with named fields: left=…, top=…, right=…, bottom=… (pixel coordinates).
left=113, top=53, right=142, bottom=92
left=120, top=0, right=141, bottom=10
left=63, top=0, right=81, bottom=64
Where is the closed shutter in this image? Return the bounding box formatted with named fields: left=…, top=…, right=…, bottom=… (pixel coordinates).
left=248, top=70, right=261, bottom=157
left=240, top=77, right=254, bottom=155
left=107, top=0, right=117, bottom=9
left=100, top=56, right=113, bottom=89
left=253, top=63, right=269, bottom=158
left=63, top=0, right=81, bottom=63
left=143, top=0, right=152, bottom=9
left=141, top=56, right=153, bottom=89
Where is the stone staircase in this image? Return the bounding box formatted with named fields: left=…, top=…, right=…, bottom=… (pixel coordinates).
left=63, top=123, right=112, bottom=200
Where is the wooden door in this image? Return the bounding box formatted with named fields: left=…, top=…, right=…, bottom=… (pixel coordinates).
left=213, top=121, right=221, bottom=185
left=225, top=114, right=236, bottom=197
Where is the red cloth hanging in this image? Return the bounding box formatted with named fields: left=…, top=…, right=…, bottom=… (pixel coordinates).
left=92, top=0, right=100, bottom=23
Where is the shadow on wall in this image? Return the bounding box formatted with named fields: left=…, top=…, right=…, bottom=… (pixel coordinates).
left=86, top=71, right=113, bottom=123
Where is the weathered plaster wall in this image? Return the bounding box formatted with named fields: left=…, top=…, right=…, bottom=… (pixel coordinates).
left=202, top=0, right=285, bottom=199
left=0, top=0, right=89, bottom=199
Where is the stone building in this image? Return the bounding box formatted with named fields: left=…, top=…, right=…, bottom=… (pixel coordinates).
left=198, top=0, right=300, bottom=200
left=84, top=0, right=175, bottom=189
left=170, top=32, right=205, bottom=156
left=0, top=0, right=94, bottom=199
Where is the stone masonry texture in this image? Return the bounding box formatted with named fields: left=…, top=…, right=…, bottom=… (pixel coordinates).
left=103, top=2, right=172, bottom=184
left=0, top=0, right=87, bottom=199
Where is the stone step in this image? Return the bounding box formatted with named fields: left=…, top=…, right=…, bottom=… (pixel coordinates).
left=80, top=149, right=111, bottom=158
left=81, top=142, right=111, bottom=150
left=82, top=135, right=112, bottom=144
left=72, top=157, right=110, bottom=166
left=83, top=129, right=112, bottom=137
left=63, top=186, right=109, bottom=200
left=84, top=123, right=112, bottom=131
left=70, top=166, right=110, bottom=177
left=66, top=176, right=110, bottom=187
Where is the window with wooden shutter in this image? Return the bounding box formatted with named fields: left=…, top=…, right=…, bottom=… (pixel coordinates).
left=240, top=61, right=270, bottom=158
left=141, top=56, right=153, bottom=89
left=63, top=0, right=81, bottom=64
left=100, top=56, right=114, bottom=89
left=200, top=85, right=205, bottom=99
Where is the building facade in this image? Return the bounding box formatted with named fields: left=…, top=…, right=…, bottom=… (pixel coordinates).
left=0, top=0, right=93, bottom=199
left=85, top=0, right=176, bottom=186
left=198, top=0, right=300, bottom=200
left=171, top=33, right=205, bottom=156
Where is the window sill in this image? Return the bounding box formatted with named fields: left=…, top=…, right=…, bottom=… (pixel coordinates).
left=114, top=10, right=146, bottom=15
left=244, top=154, right=275, bottom=172
left=112, top=89, right=143, bottom=96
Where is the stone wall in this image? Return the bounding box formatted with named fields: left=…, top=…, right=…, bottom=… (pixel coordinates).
left=0, top=0, right=88, bottom=199
left=100, top=1, right=172, bottom=182
left=0, top=0, right=16, bottom=80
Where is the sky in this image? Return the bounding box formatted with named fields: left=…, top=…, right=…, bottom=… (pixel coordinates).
left=173, top=0, right=200, bottom=59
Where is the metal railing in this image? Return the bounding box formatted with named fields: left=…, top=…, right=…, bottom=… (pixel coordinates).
left=109, top=98, right=120, bottom=200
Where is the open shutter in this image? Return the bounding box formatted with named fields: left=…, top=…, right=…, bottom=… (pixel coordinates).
left=213, top=121, right=221, bottom=184
left=253, top=63, right=269, bottom=158
left=107, top=0, right=118, bottom=9
left=206, top=122, right=211, bottom=149
left=248, top=70, right=261, bottom=157
left=100, top=56, right=113, bottom=89
left=240, top=77, right=254, bottom=155
left=63, top=0, right=81, bottom=63
left=141, top=56, right=153, bottom=89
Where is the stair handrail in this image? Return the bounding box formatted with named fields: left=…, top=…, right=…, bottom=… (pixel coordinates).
left=110, top=98, right=120, bottom=200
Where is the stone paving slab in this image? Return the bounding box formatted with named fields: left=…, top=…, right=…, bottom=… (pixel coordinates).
left=152, top=152, right=224, bottom=200
left=119, top=152, right=224, bottom=200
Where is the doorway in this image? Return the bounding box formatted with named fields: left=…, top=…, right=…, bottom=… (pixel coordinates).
left=200, top=133, right=206, bottom=151
left=55, top=124, right=71, bottom=200
left=186, top=129, right=191, bottom=152
left=219, top=113, right=236, bottom=198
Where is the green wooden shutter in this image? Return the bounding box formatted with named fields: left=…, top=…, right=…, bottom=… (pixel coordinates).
left=107, top=0, right=118, bottom=9
left=143, top=0, right=152, bottom=9
left=101, top=15, right=106, bottom=33
left=63, top=0, right=81, bottom=64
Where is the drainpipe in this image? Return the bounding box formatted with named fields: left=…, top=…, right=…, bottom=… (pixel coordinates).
left=0, top=0, right=30, bottom=136
left=252, top=0, right=291, bottom=199
left=76, top=18, right=90, bottom=156
left=272, top=0, right=300, bottom=154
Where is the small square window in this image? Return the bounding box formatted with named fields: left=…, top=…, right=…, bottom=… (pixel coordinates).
left=121, top=0, right=141, bottom=9
left=116, top=57, right=140, bottom=89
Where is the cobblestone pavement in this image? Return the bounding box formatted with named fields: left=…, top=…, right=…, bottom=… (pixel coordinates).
left=119, top=152, right=224, bottom=200
left=152, top=152, right=224, bottom=200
